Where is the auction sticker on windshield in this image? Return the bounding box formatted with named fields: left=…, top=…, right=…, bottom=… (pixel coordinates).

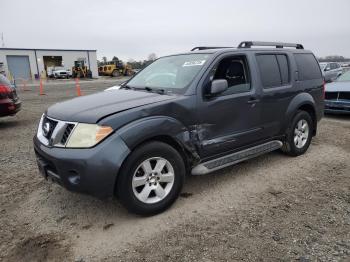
left=183, top=60, right=206, bottom=67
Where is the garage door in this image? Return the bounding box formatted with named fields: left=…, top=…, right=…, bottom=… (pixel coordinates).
left=7, top=55, right=31, bottom=80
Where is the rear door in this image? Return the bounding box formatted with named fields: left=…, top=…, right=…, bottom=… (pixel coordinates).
left=256, top=52, right=295, bottom=137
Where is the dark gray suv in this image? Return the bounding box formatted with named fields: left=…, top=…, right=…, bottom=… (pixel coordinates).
left=34, top=41, right=324, bottom=215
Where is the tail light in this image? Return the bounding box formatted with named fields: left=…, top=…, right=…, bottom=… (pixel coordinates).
left=0, top=84, right=12, bottom=99
left=322, top=80, right=325, bottom=99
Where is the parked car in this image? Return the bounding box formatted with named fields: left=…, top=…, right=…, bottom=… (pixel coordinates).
left=0, top=74, right=21, bottom=117
left=47, top=66, right=70, bottom=79
left=34, top=41, right=324, bottom=215
left=319, top=62, right=343, bottom=82
left=324, top=70, right=350, bottom=114
left=105, top=85, right=121, bottom=91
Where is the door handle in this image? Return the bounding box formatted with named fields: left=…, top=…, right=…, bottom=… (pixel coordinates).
left=247, top=97, right=260, bottom=104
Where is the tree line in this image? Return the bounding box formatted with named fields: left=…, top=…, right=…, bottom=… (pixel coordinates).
left=318, top=55, right=350, bottom=62
left=97, top=53, right=158, bottom=69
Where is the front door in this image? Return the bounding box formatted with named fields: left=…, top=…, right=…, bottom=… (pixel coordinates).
left=197, top=53, right=264, bottom=158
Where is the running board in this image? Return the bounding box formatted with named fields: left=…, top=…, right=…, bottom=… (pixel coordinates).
left=191, top=140, right=283, bottom=175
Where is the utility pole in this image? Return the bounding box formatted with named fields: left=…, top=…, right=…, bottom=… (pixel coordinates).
left=1, top=33, right=5, bottom=47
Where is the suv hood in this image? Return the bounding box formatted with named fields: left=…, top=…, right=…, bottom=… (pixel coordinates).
left=46, top=89, right=176, bottom=123
left=325, top=81, right=350, bottom=92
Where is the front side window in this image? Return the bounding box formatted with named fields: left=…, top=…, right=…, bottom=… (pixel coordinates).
left=127, top=54, right=210, bottom=94
left=204, top=55, right=251, bottom=96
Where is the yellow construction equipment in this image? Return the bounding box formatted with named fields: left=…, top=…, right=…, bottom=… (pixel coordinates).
left=100, top=59, right=133, bottom=77
left=72, top=61, right=91, bottom=78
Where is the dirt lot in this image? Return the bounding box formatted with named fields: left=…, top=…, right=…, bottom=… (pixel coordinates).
left=0, top=80, right=349, bottom=262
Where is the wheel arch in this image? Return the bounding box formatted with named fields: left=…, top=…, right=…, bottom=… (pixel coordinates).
left=284, top=92, right=317, bottom=136
left=116, top=116, right=199, bottom=172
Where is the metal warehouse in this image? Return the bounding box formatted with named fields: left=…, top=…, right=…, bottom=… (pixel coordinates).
left=0, top=48, right=98, bottom=80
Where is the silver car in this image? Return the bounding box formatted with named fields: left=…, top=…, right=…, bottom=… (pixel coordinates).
left=319, top=62, right=343, bottom=82
left=324, top=70, right=350, bottom=114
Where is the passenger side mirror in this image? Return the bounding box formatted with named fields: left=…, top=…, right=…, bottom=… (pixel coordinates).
left=210, top=79, right=228, bottom=96
left=324, top=67, right=330, bottom=71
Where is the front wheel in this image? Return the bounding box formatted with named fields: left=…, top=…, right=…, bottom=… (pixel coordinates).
left=112, top=70, right=120, bottom=77
left=281, top=110, right=313, bottom=156
left=117, top=141, right=185, bottom=215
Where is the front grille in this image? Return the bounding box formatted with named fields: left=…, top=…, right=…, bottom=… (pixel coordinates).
left=42, top=116, right=58, bottom=139
left=325, top=92, right=338, bottom=100
left=325, top=91, right=350, bottom=100
left=61, top=124, right=75, bottom=144
left=339, top=92, right=350, bottom=100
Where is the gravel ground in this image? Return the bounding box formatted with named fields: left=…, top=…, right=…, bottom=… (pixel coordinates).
left=0, top=80, right=349, bottom=262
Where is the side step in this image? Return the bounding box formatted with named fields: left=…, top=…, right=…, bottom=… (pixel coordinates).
left=191, top=140, right=283, bottom=175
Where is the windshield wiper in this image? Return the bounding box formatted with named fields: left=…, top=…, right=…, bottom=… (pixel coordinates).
left=144, top=86, right=165, bottom=94
left=133, top=86, right=165, bottom=94
left=120, top=84, right=133, bottom=90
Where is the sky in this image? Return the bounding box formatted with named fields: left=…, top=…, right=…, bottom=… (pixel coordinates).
left=2, top=0, right=350, bottom=61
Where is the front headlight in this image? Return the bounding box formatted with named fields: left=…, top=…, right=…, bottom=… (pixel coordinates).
left=66, top=123, right=113, bottom=148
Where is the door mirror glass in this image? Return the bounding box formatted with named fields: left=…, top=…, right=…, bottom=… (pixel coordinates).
left=210, top=79, right=228, bottom=95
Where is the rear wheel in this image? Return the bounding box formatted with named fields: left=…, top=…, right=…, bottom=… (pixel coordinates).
left=117, top=141, right=185, bottom=215
left=281, top=110, right=313, bottom=156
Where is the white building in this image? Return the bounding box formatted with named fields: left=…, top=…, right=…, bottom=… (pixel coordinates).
left=0, top=48, right=98, bottom=80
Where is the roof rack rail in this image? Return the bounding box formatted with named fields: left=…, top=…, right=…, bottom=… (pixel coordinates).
left=238, top=41, right=304, bottom=49
left=191, top=46, right=232, bottom=51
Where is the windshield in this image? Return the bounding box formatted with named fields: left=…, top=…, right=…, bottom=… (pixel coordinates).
left=336, top=71, right=350, bottom=82
left=319, top=63, right=326, bottom=70
left=126, top=54, right=210, bottom=93
left=0, top=74, right=12, bottom=86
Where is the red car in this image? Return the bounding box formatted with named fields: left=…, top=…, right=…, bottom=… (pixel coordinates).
left=0, top=74, right=21, bottom=117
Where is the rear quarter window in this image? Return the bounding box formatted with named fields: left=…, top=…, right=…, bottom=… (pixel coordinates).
left=294, top=53, right=322, bottom=80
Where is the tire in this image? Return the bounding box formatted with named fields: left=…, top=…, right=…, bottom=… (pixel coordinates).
left=281, top=110, right=313, bottom=156
left=117, top=141, right=185, bottom=216
left=112, top=70, right=120, bottom=77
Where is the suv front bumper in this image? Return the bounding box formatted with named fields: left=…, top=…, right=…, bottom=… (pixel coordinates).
left=325, top=99, right=350, bottom=114
left=33, top=133, right=130, bottom=199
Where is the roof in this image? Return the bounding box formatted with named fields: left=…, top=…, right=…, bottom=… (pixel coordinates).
left=186, top=42, right=310, bottom=55
left=0, top=48, right=96, bottom=52
left=184, top=47, right=311, bottom=56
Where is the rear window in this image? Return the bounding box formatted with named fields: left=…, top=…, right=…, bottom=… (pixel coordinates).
left=294, top=53, right=322, bottom=80
left=276, top=55, right=290, bottom=85
left=256, top=54, right=290, bottom=88
left=256, top=55, right=281, bottom=88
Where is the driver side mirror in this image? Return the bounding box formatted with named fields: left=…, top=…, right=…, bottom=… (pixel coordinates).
left=209, top=79, right=228, bottom=96
left=324, top=67, right=330, bottom=72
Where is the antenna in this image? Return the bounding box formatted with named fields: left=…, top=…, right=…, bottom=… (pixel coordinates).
left=1, top=33, right=4, bottom=48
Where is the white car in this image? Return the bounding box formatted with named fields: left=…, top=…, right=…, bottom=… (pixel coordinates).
left=319, top=62, right=343, bottom=82
left=104, top=85, right=121, bottom=91
left=47, top=66, right=70, bottom=79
